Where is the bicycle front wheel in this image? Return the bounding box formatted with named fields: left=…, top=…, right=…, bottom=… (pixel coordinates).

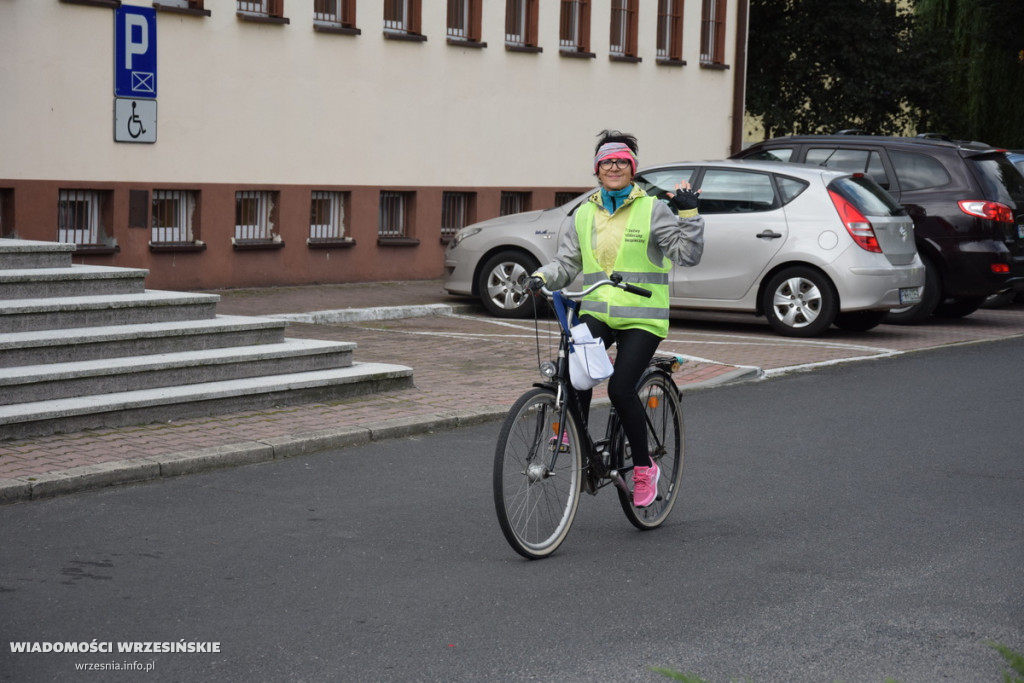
left=494, top=387, right=582, bottom=559
left=617, top=370, right=685, bottom=530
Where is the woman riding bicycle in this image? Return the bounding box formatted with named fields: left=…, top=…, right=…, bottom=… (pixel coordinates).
left=527, top=129, right=704, bottom=508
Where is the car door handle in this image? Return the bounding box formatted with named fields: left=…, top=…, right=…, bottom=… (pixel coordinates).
left=756, top=230, right=783, bottom=240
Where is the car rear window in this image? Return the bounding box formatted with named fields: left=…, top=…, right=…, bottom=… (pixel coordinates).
left=889, top=150, right=951, bottom=191
left=806, top=147, right=891, bottom=189
left=744, top=147, right=794, bottom=162
left=967, top=154, right=1024, bottom=207
left=829, top=175, right=906, bottom=217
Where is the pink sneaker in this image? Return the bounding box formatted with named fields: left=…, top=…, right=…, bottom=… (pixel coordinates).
left=632, top=461, right=660, bottom=508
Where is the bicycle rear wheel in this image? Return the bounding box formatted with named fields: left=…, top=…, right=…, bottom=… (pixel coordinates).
left=616, top=370, right=685, bottom=530
left=494, top=387, right=582, bottom=559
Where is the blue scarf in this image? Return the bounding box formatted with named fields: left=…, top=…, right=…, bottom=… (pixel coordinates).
left=600, top=185, right=633, bottom=214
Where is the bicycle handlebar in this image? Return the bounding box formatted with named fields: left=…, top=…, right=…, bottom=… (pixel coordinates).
left=540, top=275, right=653, bottom=299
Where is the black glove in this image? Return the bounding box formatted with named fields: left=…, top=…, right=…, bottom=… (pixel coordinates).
left=668, top=188, right=700, bottom=211
left=525, top=276, right=545, bottom=292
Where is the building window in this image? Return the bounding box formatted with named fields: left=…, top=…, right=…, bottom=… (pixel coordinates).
left=656, top=0, right=684, bottom=64
left=154, top=0, right=210, bottom=15
left=237, top=0, right=288, bottom=24
left=309, top=191, right=352, bottom=243
left=700, top=0, right=727, bottom=66
left=505, top=0, right=540, bottom=51
left=500, top=191, right=531, bottom=216
left=384, top=0, right=424, bottom=39
left=609, top=0, right=639, bottom=60
left=151, top=190, right=199, bottom=245
left=314, top=0, right=358, bottom=33
left=0, top=189, right=12, bottom=239
left=441, top=191, right=475, bottom=241
left=379, top=191, right=413, bottom=239
left=554, top=191, right=579, bottom=207
left=447, top=0, right=484, bottom=45
left=58, top=190, right=113, bottom=248
left=559, top=0, right=592, bottom=56
left=234, top=191, right=279, bottom=244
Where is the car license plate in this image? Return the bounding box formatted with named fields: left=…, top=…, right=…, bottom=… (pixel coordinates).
left=1018, top=223, right=1024, bottom=239
left=900, top=287, right=922, bottom=305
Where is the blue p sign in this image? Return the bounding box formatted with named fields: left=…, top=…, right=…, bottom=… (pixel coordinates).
left=115, top=6, right=157, bottom=99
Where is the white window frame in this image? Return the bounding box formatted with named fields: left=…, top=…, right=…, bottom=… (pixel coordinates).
left=58, top=190, right=101, bottom=246
left=310, top=191, right=349, bottom=241
left=234, top=191, right=276, bottom=242
left=151, top=190, right=197, bottom=244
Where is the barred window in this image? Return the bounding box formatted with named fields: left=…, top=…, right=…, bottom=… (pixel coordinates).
left=500, top=191, right=530, bottom=216
left=151, top=190, right=198, bottom=244
left=609, top=0, right=639, bottom=59
left=384, top=0, right=422, bottom=37
left=235, top=191, right=278, bottom=242
left=447, top=0, right=483, bottom=43
left=554, top=191, right=579, bottom=207
left=505, top=0, right=539, bottom=49
left=310, top=191, right=350, bottom=241
left=656, top=0, right=684, bottom=63
left=314, top=0, right=357, bottom=30
left=379, top=191, right=412, bottom=238
left=700, top=0, right=727, bottom=65
left=559, top=0, right=591, bottom=54
left=0, top=189, right=11, bottom=238
left=441, top=191, right=475, bottom=240
left=58, top=190, right=108, bottom=246
left=155, top=0, right=207, bottom=11
left=237, top=0, right=287, bottom=22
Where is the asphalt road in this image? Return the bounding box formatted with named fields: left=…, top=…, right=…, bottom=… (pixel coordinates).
left=1, top=337, right=1022, bottom=683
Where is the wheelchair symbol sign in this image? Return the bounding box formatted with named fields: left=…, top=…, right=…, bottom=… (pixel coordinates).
left=115, top=6, right=157, bottom=99
left=114, top=98, right=157, bottom=143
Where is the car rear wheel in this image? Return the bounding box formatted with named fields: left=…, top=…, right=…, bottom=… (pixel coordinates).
left=833, top=310, right=887, bottom=332
left=885, top=257, right=940, bottom=325
left=761, top=266, right=838, bottom=337
left=477, top=250, right=540, bottom=318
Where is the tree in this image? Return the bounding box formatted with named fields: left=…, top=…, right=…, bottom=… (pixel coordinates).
left=746, top=0, right=937, bottom=139
left=913, top=0, right=1024, bottom=147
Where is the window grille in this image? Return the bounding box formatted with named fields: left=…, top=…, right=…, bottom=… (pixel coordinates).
left=609, top=0, right=637, bottom=58
left=657, top=0, right=683, bottom=62
left=441, top=192, right=473, bottom=239
left=554, top=191, right=578, bottom=207
left=700, top=0, right=727, bottom=65
left=314, top=0, right=355, bottom=26
left=237, top=0, right=283, bottom=17
left=158, top=0, right=205, bottom=9
left=447, top=0, right=468, bottom=39
left=151, top=190, right=197, bottom=244
left=500, top=191, right=530, bottom=216
left=58, top=190, right=101, bottom=245
left=235, top=191, right=276, bottom=241
left=310, top=191, right=348, bottom=240
left=505, top=0, right=526, bottom=46
left=379, top=191, right=409, bottom=238
left=560, top=1, right=582, bottom=51
left=384, top=0, right=409, bottom=32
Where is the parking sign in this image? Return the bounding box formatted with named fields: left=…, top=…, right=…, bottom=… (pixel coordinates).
left=115, top=6, right=157, bottom=99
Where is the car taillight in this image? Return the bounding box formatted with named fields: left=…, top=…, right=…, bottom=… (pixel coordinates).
left=992, top=263, right=1010, bottom=274
left=959, top=200, right=1014, bottom=222
left=829, top=189, right=882, bottom=253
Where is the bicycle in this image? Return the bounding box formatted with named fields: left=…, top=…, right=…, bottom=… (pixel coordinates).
left=492, top=275, right=686, bottom=559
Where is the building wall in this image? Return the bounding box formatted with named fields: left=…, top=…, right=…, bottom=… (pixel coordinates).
left=0, top=0, right=745, bottom=290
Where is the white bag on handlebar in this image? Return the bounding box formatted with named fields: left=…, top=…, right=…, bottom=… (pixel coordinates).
left=568, top=323, right=614, bottom=391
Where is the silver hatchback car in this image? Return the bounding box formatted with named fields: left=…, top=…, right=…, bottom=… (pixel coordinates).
left=443, top=160, right=924, bottom=337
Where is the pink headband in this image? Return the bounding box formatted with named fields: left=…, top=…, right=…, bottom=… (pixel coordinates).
left=594, top=142, right=637, bottom=174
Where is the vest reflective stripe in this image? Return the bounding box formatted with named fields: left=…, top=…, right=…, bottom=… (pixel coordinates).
left=575, top=195, right=671, bottom=337
left=582, top=271, right=669, bottom=286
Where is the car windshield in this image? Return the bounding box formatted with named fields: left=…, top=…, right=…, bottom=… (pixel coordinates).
left=968, top=154, right=1024, bottom=208
left=829, top=175, right=906, bottom=217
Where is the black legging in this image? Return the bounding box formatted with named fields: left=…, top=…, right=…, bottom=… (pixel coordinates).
left=576, top=315, right=662, bottom=468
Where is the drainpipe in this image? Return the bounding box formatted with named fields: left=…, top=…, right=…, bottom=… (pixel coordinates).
left=730, top=0, right=750, bottom=155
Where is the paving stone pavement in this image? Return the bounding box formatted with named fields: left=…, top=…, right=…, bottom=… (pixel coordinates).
left=1, top=279, right=1021, bottom=504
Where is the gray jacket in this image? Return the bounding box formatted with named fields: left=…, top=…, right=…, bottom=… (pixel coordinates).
left=535, top=189, right=705, bottom=291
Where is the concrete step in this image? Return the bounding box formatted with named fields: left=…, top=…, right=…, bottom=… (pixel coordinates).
left=0, top=290, right=221, bottom=332
left=0, top=239, right=74, bottom=270
left=0, top=338, right=358, bottom=405
left=0, top=265, right=149, bottom=299
left=0, top=363, right=415, bottom=440
left=0, top=316, right=289, bottom=368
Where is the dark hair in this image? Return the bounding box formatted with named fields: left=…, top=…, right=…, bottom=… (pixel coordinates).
left=594, top=129, right=638, bottom=156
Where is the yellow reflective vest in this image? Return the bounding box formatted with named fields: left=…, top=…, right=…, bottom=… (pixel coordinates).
left=575, top=194, right=671, bottom=338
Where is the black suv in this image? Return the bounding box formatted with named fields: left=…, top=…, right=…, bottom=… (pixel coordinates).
left=734, top=134, right=1024, bottom=322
